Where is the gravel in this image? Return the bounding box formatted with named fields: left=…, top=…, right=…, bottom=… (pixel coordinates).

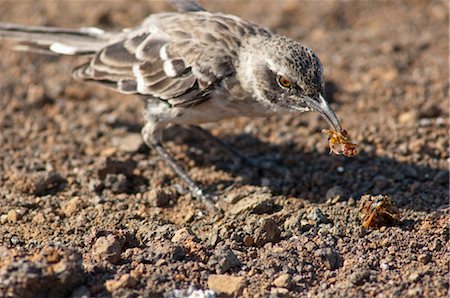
left=0, top=1, right=448, bottom=297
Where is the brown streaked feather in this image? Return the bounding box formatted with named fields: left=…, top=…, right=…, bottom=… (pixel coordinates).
left=73, top=11, right=271, bottom=106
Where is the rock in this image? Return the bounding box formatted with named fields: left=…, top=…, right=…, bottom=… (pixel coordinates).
left=433, top=170, right=449, bottom=185
left=18, top=172, right=66, bottom=196
left=307, top=208, right=330, bottom=225
left=26, top=84, right=49, bottom=106
left=7, top=209, right=21, bottom=223
left=103, top=174, right=129, bottom=194
left=408, top=271, right=421, bottom=282
left=171, top=287, right=215, bottom=298
left=145, top=187, right=173, bottom=207
left=350, top=269, right=372, bottom=285
left=112, top=133, right=143, bottom=153
left=418, top=253, right=431, bottom=264
left=314, top=247, right=342, bottom=270
left=171, top=227, right=199, bottom=243
left=105, top=274, right=137, bottom=292
left=0, top=245, right=84, bottom=297
left=62, top=197, right=82, bottom=217
left=254, top=218, right=281, bottom=247
left=272, top=273, right=292, bottom=288
left=207, top=274, right=244, bottom=296
left=208, top=246, right=241, bottom=274
left=97, top=158, right=136, bottom=179
left=229, top=193, right=275, bottom=215
left=325, top=186, right=347, bottom=204
left=92, top=234, right=126, bottom=264
left=398, top=110, right=418, bottom=125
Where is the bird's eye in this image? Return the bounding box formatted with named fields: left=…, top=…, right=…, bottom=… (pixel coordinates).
left=278, top=75, right=291, bottom=88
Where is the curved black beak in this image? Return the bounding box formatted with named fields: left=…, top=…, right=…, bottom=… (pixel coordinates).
left=306, top=94, right=342, bottom=132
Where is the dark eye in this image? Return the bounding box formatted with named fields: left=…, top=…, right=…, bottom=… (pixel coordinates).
left=277, top=75, right=291, bottom=88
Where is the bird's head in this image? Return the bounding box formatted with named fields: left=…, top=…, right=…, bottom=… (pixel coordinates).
left=240, top=35, right=342, bottom=132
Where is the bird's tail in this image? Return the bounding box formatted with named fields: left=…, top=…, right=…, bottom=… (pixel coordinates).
left=0, top=22, right=113, bottom=55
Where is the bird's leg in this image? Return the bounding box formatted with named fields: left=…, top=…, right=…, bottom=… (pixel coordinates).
left=189, top=125, right=258, bottom=167
left=141, top=122, right=220, bottom=213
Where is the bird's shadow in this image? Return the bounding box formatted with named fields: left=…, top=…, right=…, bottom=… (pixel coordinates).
left=163, top=125, right=448, bottom=213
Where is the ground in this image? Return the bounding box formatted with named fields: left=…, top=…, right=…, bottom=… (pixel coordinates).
left=0, top=1, right=448, bottom=297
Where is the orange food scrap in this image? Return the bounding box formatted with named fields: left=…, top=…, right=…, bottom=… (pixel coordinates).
left=322, top=129, right=358, bottom=157
left=359, top=195, right=401, bottom=229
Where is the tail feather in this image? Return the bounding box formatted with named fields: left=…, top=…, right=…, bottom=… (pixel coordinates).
left=0, top=22, right=112, bottom=55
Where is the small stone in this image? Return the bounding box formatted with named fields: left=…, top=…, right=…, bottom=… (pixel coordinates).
left=92, top=235, right=125, bottom=264
left=243, top=235, right=254, bottom=247
left=254, top=218, right=281, bottom=247
left=97, top=158, right=136, bottom=179
left=407, top=287, right=423, bottom=297
left=171, top=227, right=199, bottom=243
left=62, top=197, right=82, bottom=217
left=145, top=187, right=173, bottom=207
left=207, top=274, right=244, bottom=296
left=272, top=273, right=292, bottom=288
left=418, top=253, right=431, bottom=264
left=105, top=274, right=137, bottom=292
left=112, top=133, right=143, bottom=153
left=399, top=110, right=418, bottom=125
left=208, top=246, right=241, bottom=274
left=32, top=213, right=46, bottom=224
left=103, top=174, right=129, bottom=194
left=408, top=271, right=421, bottom=282
left=314, top=247, right=342, bottom=270
left=350, top=269, right=372, bottom=285
left=433, top=170, right=449, bottom=185
left=307, top=208, right=330, bottom=225
left=326, top=186, right=347, bottom=203
left=7, top=209, right=21, bottom=223
left=229, top=193, right=275, bottom=215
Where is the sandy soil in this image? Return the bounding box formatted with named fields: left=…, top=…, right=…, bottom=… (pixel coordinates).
left=0, top=1, right=448, bottom=297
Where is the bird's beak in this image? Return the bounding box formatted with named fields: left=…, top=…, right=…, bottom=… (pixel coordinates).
left=306, top=94, right=342, bottom=132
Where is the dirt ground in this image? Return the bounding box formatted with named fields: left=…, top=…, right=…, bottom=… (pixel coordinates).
left=0, top=1, right=448, bottom=297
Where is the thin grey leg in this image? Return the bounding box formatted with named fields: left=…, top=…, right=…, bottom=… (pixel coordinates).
left=142, top=123, right=221, bottom=214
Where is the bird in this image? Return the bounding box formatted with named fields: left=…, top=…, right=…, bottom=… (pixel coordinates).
left=0, top=0, right=343, bottom=212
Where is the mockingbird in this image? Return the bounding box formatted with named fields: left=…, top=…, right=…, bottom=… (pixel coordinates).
left=0, top=1, right=344, bottom=211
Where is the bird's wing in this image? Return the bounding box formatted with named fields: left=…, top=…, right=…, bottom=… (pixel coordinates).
left=168, top=0, right=205, bottom=12
left=74, top=12, right=253, bottom=108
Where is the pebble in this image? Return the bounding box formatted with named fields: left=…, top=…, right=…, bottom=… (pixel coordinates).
left=398, top=110, right=418, bottom=125
left=254, top=218, right=281, bottom=247
left=145, top=187, right=173, bottom=207
left=0, top=246, right=84, bottom=297
left=62, top=197, right=82, bottom=217
left=408, top=271, right=421, bottom=282
left=272, top=273, right=292, bottom=289
left=207, top=274, right=244, bottom=296
left=92, top=234, right=125, bottom=264
left=105, top=274, right=137, bottom=292
left=171, top=227, right=199, bottom=243
left=7, top=209, right=21, bottom=223
left=418, top=253, right=431, bottom=264
left=229, top=193, right=275, bottom=215
left=307, top=208, right=330, bottom=225
left=314, top=247, right=342, bottom=270
left=350, top=269, right=372, bottom=285
left=326, top=186, right=347, bottom=203
left=208, top=246, right=241, bottom=274
left=433, top=170, right=449, bottom=185
left=103, top=174, right=129, bottom=194
left=97, top=158, right=136, bottom=180
left=112, top=133, right=143, bottom=153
